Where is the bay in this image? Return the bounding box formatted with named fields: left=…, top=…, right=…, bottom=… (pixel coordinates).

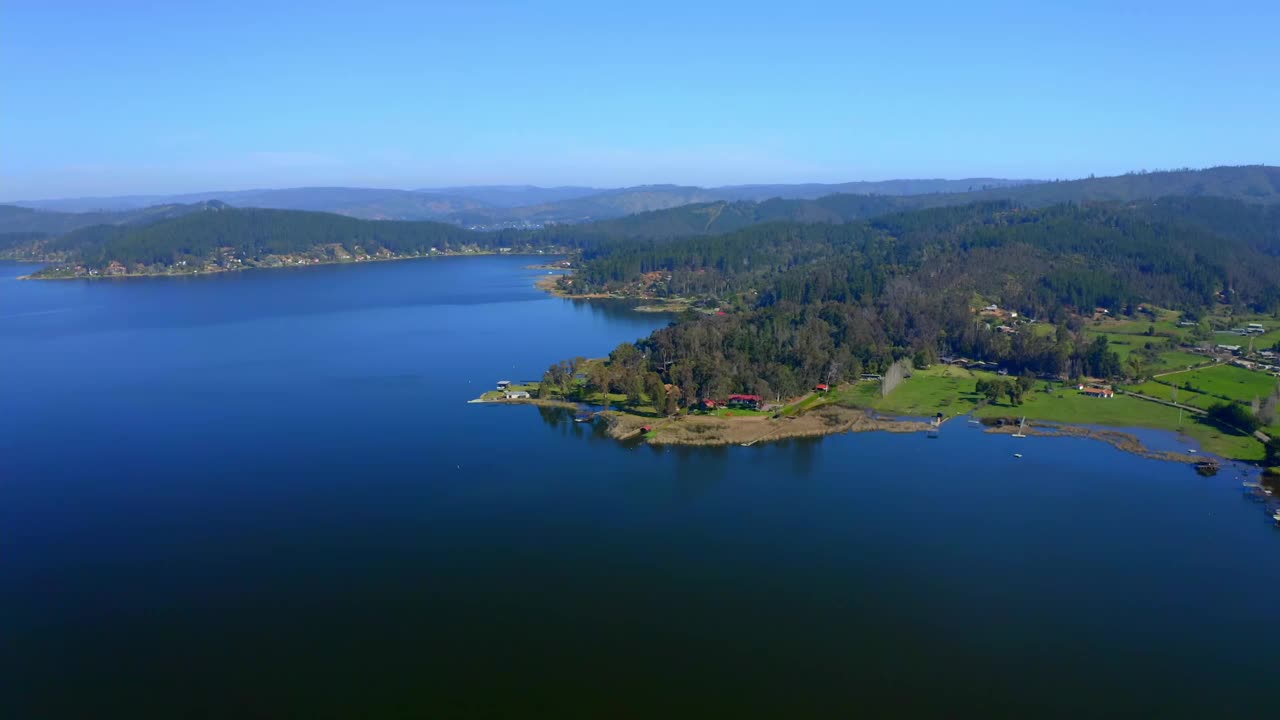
left=1, top=257, right=1277, bottom=718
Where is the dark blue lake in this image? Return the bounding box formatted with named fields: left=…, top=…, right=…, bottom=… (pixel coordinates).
left=2, top=256, right=1277, bottom=718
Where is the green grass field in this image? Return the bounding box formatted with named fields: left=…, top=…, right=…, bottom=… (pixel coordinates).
left=972, top=388, right=1262, bottom=460
left=1148, top=350, right=1209, bottom=373
left=869, top=365, right=996, bottom=417
left=1158, top=363, right=1277, bottom=403
left=1128, top=381, right=1217, bottom=409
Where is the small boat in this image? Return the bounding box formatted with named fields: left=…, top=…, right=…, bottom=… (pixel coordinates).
left=1014, top=453, right=1023, bottom=458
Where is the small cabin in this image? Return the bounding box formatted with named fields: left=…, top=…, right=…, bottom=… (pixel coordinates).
left=727, top=394, right=763, bottom=410
left=504, top=390, right=530, bottom=399
left=699, top=399, right=719, bottom=411
left=496, top=380, right=512, bottom=390
left=814, top=383, right=830, bottom=393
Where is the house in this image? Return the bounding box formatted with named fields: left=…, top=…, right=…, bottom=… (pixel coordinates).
left=1077, top=385, right=1115, bottom=398
left=860, top=373, right=883, bottom=380
left=727, top=394, right=763, bottom=410
left=814, top=383, right=830, bottom=393
left=496, top=380, right=512, bottom=390
left=1247, top=323, right=1266, bottom=333
left=982, top=304, right=999, bottom=312
left=699, top=398, right=719, bottom=411
left=996, top=325, right=1016, bottom=334
left=504, top=390, right=530, bottom=399
left=1216, top=344, right=1242, bottom=354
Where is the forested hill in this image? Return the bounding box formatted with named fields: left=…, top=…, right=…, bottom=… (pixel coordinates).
left=567, top=197, right=1280, bottom=315
left=0, top=200, right=220, bottom=235
left=929, top=165, right=1280, bottom=208
left=20, top=205, right=518, bottom=276
left=553, top=196, right=1280, bottom=404
left=552, top=166, right=1280, bottom=239
left=562, top=195, right=913, bottom=238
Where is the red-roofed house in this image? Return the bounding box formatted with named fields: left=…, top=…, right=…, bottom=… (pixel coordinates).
left=727, top=394, right=763, bottom=410
left=1078, top=385, right=1115, bottom=398
left=815, top=383, right=830, bottom=393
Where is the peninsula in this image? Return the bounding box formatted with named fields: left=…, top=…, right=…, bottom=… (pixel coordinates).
left=517, top=191, right=1280, bottom=470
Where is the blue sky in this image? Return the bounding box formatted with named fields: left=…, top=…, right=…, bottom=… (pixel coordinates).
left=3, top=0, right=1277, bottom=198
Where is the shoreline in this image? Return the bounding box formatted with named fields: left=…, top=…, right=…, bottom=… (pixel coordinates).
left=467, top=396, right=578, bottom=410
left=16, top=250, right=553, bottom=281
left=470, top=388, right=1227, bottom=470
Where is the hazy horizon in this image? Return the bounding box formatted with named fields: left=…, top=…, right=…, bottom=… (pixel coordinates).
left=3, top=175, right=1054, bottom=204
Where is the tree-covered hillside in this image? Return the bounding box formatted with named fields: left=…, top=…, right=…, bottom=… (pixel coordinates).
left=566, top=198, right=1280, bottom=313
left=550, top=197, right=1280, bottom=403
left=529, top=166, right=1280, bottom=240
left=0, top=201, right=217, bottom=235
left=22, top=205, right=523, bottom=274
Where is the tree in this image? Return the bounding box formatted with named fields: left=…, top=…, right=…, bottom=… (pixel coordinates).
left=1126, top=355, right=1147, bottom=383
left=1017, top=370, right=1036, bottom=396
left=1206, top=402, right=1260, bottom=435
left=538, top=360, right=573, bottom=398
left=663, top=385, right=681, bottom=416
left=1260, top=386, right=1280, bottom=426
left=644, top=373, right=667, bottom=412
left=586, top=363, right=613, bottom=411
left=1006, top=380, right=1024, bottom=406
left=1264, top=436, right=1280, bottom=466
left=976, top=378, right=1005, bottom=405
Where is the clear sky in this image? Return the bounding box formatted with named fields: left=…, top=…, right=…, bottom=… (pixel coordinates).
left=3, top=0, right=1277, bottom=199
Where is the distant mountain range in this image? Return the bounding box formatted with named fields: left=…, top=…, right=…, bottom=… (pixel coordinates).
left=5, top=165, right=1280, bottom=276
left=7, top=178, right=1040, bottom=228
left=572, top=165, right=1280, bottom=237
left=3, top=166, right=1277, bottom=246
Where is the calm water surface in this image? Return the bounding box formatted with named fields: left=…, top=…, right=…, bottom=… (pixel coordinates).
left=2, top=257, right=1277, bottom=718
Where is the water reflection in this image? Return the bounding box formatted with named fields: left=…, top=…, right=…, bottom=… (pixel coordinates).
left=563, top=297, right=677, bottom=326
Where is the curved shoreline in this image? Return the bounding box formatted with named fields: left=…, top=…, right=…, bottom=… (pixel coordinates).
left=16, top=250, right=547, bottom=281
left=467, top=394, right=1220, bottom=471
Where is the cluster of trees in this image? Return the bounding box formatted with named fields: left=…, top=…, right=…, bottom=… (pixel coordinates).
left=975, top=375, right=1039, bottom=406
left=1206, top=402, right=1262, bottom=435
